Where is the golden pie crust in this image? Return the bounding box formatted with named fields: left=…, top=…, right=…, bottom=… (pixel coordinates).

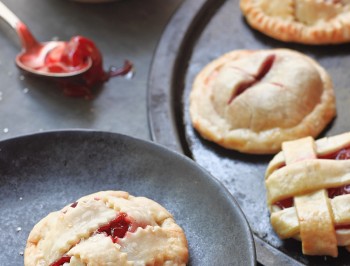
left=265, top=132, right=350, bottom=257
left=189, top=48, right=336, bottom=154
left=240, top=0, right=350, bottom=45
left=24, top=191, right=189, bottom=266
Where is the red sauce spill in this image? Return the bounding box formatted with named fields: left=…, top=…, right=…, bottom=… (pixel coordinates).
left=274, top=148, right=350, bottom=209
left=50, top=255, right=71, bottom=266
left=16, top=22, right=133, bottom=99
left=97, top=212, right=131, bottom=242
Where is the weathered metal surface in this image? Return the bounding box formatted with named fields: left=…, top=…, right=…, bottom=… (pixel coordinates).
left=148, top=0, right=350, bottom=265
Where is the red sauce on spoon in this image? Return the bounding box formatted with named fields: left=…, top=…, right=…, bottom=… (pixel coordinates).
left=16, top=22, right=133, bottom=99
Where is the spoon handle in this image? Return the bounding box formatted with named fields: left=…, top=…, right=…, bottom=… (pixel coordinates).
left=0, top=1, right=38, bottom=50
left=0, top=1, right=20, bottom=29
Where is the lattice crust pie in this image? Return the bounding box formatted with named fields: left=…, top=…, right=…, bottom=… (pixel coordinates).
left=240, top=0, right=350, bottom=45
left=189, top=48, right=336, bottom=154
left=24, top=191, right=189, bottom=266
left=265, top=132, right=350, bottom=257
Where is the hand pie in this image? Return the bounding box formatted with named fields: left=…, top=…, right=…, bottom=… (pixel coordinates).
left=24, top=191, right=189, bottom=266
left=240, top=0, right=350, bottom=44
left=189, top=49, right=336, bottom=154
left=265, top=132, right=350, bottom=257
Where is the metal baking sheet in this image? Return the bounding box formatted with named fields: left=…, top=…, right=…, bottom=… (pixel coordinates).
left=148, top=0, right=350, bottom=265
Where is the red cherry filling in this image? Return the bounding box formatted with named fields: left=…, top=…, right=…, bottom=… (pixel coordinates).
left=274, top=148, right=350, bottom=209
left=319, top=147, right=350, bottom=160
left=97, top=212, right=131, bottom=242
left=328, top=185, right=350, bottom=198
left=274, top=198, right=293, bottom=210
left=335, top=224, right=350, bottom=230
left=228, top=54, right=276, bottom=104
left=255, top=54, right=275, bottom=80
left=70, top=201, right=78, bottom=208
left=50, top=212, right=131, bottom=265
left=50, top=255, right=71, bottom=266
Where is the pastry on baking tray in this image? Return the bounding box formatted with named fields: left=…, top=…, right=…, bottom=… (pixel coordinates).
left=265, top=132, right=350, bottom=257
left=189, top=48, right=336, bottom=154
left=240, top=0, right=350, bottom=45
left=24, top=191, right=188, bottom=266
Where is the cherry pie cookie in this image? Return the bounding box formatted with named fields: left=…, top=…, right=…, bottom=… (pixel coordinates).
left=265, top=132, right=350, bottom=257
left=240, top=0, right=350, bottom=44
left=24, top=191, right=189, bottom=266
left=189, top=48, right=336, bottom=154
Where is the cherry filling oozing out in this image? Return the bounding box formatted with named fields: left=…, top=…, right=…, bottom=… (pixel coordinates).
left=50, top=210, right=132, bottom=266
left=274, top=148, right=350, bottom=211
left=97, top=212, right=131, bottom=242
left=227, top=54, right=276, bottom=104
left=50, top=256, right=71, bottom=266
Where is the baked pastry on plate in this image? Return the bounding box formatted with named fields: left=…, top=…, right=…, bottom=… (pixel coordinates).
left=24, top=191, right=188, bottom=266
left=189, top=48, right=336, bottom=154
left=240, top=0, right=350, bottom=45
left=265, top=132, right=350, bottom=257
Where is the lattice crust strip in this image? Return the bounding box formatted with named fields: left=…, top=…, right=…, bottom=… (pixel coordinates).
left=266, top=159, right=350, bottom=204
left=266, top=134, right=350, bottom=257
left=266, top=132, right=350, bottom=177
left=294, top=189, right=337, bottom=257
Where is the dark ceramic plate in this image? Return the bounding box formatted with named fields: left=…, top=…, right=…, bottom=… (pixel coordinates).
left=148, top=0, right=350, bottom=265
left=0, top=130, right=255, bottom=265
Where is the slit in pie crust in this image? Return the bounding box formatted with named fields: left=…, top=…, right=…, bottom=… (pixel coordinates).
left=240, top=0, right=350, bottom=45
left=189, top=48, right=336, bottom=154
left=24, top=191, right=189, bottom=266
left=265, top=132, right=350, bottom=257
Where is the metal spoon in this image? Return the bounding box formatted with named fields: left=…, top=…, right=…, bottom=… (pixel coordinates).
left=0, top=1, right=92, bottom=78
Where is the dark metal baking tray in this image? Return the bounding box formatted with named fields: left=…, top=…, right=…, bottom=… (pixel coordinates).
left=148, top=0, right=350, bottom=265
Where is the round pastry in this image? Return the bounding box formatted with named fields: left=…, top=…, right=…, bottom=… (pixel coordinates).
left=24, top=191, right=189, bottom=266
left=240, top=0, right=350, bottom=45
left=189, top=48, right=336, bottom=154
left=265, top=132, right=350, bottom=257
